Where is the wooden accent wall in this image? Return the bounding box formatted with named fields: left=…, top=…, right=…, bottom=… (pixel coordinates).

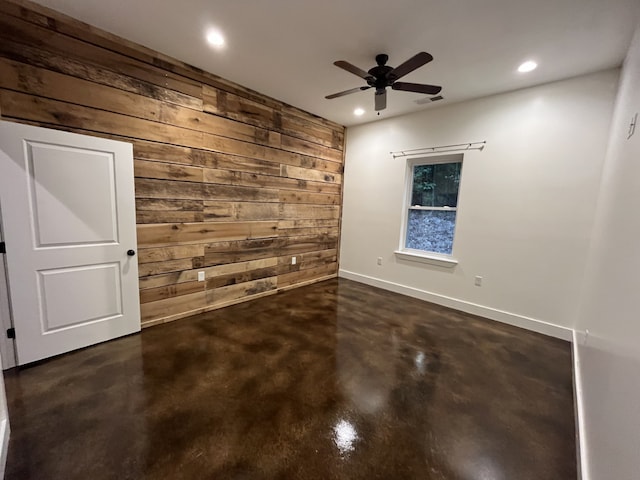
left=0, top=0, right=345, bottom=327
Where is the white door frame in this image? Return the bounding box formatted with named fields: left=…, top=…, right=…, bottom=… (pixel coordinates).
left=0, top=203, right=16, bottom=370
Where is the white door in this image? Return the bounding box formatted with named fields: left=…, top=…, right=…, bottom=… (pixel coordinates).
left=0, top=121, right=140, bottom=365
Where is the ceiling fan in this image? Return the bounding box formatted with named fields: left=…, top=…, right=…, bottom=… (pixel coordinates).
left=325, top=52, right=442, bottom=111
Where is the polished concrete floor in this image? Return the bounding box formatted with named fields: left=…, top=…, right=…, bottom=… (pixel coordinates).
left=4, top=278, right=576, bottom=479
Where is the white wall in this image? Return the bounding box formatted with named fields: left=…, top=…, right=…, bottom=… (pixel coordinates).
left=340, top=70, right=619, bottom=337
left=574, top=23, right=640, bottom=480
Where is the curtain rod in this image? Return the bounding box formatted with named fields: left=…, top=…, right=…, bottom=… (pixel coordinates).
left=390, top=141, right=486, bottom=159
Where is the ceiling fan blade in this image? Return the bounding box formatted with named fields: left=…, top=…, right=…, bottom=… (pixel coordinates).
left=388, top=52, right=433, bottom=80
left=325, top=86, right=371, bottom=99
left=375, top=89, right=387, bottom=111
left=392, top=82, right=442, bottom=95
left=334, top=60, right=375, bottom=81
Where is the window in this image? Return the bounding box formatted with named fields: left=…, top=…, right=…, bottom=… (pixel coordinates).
left=402, top=154, right=462, bottom=257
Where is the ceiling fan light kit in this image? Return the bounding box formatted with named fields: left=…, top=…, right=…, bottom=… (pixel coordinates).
left=326, top=52, right=442, bottom=111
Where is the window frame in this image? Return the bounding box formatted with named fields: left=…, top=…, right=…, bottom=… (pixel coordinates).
left=396, top=153, right=463, bottom=267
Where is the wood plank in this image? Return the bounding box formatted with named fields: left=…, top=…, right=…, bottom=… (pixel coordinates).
left=136, top=178, right=282, bottom=204
left=202, top=184, right=279, bottom=202
left=276, top=249, right=338, bottom=274
left=200, top=202, right=235, bottom=222
left=134, top=159, right=203, bottom=182
left=235, top=202, right=281, bottom=221
left=203, top=168, right=341, bottom=194
left=205, top=277, right=277, bottom=305
left=277, top=264, right=337, bottom=288
left=136, top=210, right=204, bottom=224
left=159, top=101, right=260, bottom=144
left=138, top=258, right=194, bottom=277
left=280, top=112, right=342, bottom=150
left=281, top=164, right=341, bottom=184
left=202, top=258, right=279, bottom=280
left=278, top=219, right=339, bottom=229
left=134, top=178, right=203, bottom=200
left=281, top=205, right=340, bottom=220
left=204, top=86, right=344, bottom=152
left=278, top=191, right=340, bottom=205
left=204, top=168, right=304, bottom=190
left=279, top=134, right=343, bottom=163
left=136, top=198, right=204, bottom=212
left=298, top=155, right=344, bottom=174
left=278, top=226, right=340, bottom=238
left=139, top=281, right=204, bottom=304
left=137, top=221, right=278, bottom=247
left=138, top=245, right=205, bottom=264
left=202, top=202, right=280, bottom=222
left=140, top=291, right=207, bottom=323
left=205, top=266, right=278, bottom=289
left=204, top=238, right=280, bottom=266
left=203, top=87, right=275, bottom=130
left=278, top=249, right=338, bottom=265
left=202, top=151, right=280, bottom=176
left=138, top=258, right=278, bottom=289
left=280, top=104, right=344, bottom=137
left=203, top=234, right=338, bottom=266
left=279, top=236, right=339, bottom=256
left=133, top=140, right=205, bottom=166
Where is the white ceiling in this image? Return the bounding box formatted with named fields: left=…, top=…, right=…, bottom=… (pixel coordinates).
left=32, top=0, right=640, bottom=127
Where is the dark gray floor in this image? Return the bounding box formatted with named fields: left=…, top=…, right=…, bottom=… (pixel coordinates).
left=3, top=278, right=576, bottom=479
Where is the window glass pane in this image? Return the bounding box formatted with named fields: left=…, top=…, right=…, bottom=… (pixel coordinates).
left=411, top=162, right=461, bottom=207
left=406, top=210, right=456, bottom=254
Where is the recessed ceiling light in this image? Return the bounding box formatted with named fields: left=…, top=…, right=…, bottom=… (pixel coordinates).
left=354, top=108, right=365, bottom=116
left=518, top=60, right=537, bottom=73
left=206, top=30, right=225, bottom=48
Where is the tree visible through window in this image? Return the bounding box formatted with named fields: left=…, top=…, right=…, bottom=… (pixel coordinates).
left=405, top=158, right=462, bottom=255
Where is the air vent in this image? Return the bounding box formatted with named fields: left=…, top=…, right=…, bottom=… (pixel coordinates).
left=415, top=95, right=444, bottom=105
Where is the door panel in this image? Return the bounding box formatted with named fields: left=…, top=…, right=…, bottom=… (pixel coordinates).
left=0, top=121, right=140, bottom=365
left=27, top=142, right=119, bottom=246
left=38, top=263, right=122, bottom=332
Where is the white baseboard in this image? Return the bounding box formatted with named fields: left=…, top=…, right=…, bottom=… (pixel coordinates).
left=0, top=417, right=9, bottom=478
left=572, top=330, right=589, bottom=480
left=338, top=269, right=573, bottom=340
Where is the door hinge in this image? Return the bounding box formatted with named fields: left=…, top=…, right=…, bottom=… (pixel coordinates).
left=0, top=242, right=5, bottom=254
left=6, top=328, right=15, bottom=339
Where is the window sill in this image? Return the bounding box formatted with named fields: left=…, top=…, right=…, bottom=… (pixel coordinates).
left=394, top=250, right=458, bottom=268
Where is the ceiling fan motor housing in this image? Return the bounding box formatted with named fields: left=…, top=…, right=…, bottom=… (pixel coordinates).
left=368, top=54, right=396, bottom=88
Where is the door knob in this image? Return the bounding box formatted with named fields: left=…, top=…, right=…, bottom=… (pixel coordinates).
left=127, top=249, right=136, bottom=256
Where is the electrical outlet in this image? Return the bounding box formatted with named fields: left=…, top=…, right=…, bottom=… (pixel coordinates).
left=377, top=257, right=382, bottom=266
left=474, top=275, right=483, bottom=287
left=291, top=256, right=297, bottom=265
left=198, top=271, right=205, bottom=282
